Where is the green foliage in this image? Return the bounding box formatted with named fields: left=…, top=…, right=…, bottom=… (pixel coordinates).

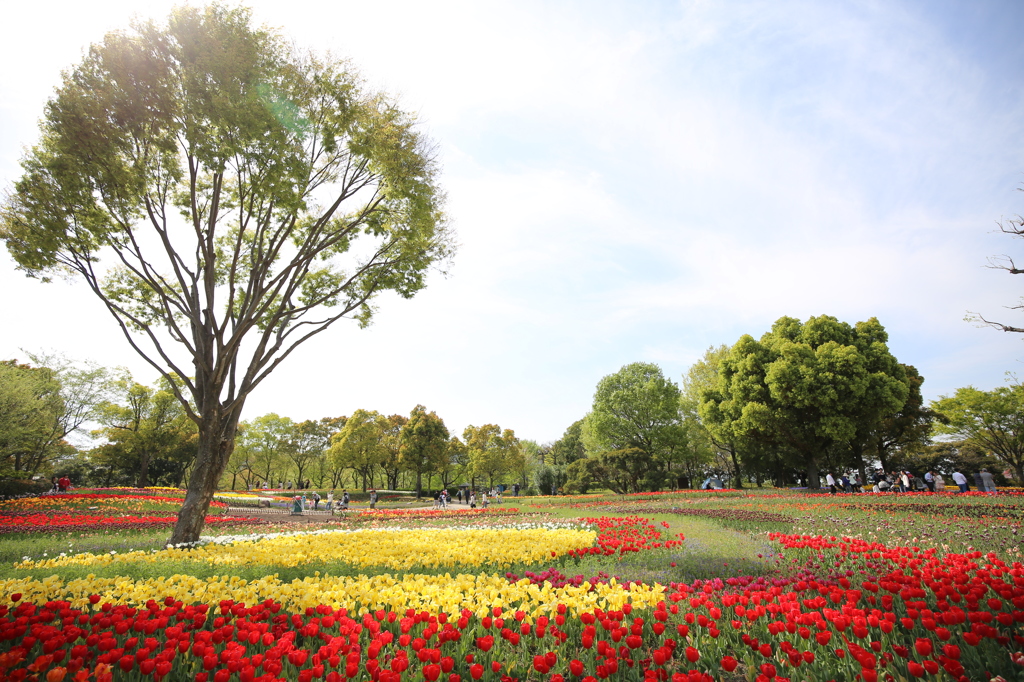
left=549, top=420, right=586, bottom=465
left=399, top=405, right=450, bottom=496
left=1, top=354, right=122, bottom=477
left=680, top=345, right=734, bottom=484
left=91, top=377, right=198, bottom=487
left=891, top=440, right=1010, bottom=484
left=582, top=362, right=690, bottom=489
left=700, top=315, right=909, bottom=489
left=533, top=463, right=565, bottom=496
left=329, top=410, right=387, bottom=490
left=286, top=417, right=344, bottom=489
left=932, top=383, right=1024, bottom=482
left=463, top=424, right=520, bottom=488
left=0, top=361, right=63, bottom=477
left=378, top=415, right=409, bottom=491
left=232, top=414, right=295, bottom=488
left=562, top=458, right=592, bottom=494
left=587, top=447, right=669, bottom=494
left=863, top=364, right=938, bottom=471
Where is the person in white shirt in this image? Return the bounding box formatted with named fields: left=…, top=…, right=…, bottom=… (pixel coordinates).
left=951, top=470, right=968, bottom=493
left=825, top=473, right=837, bottom=495
left=924, top=471, right=935, bottom=492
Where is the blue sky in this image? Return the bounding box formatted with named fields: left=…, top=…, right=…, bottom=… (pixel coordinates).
left=2, top=0, right=1024, bottom=444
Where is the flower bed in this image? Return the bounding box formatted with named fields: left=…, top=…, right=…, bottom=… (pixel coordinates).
left=2, top=534, right=1023, bottom=682
left=0, top=515, right=269, bottom=535
left=356, top=509, right=521, bottom=520
left=0, top=494, right=225, bottom=516
left=16, top=527, right=599, bottom=572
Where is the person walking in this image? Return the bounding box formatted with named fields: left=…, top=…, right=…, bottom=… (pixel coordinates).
left=980, top=469, right=997, bottom=494
left=932, top=472, right=945, bottom=492
left=341, top=490, right=350, bottom=510
left=469, top=492, right=476, bottom=509
left=369, top=490, right=378, bottom=510
left=951, top=470, right=968, bottom=493
left=327, top=490, right=334, bottom=515
left=825, top=472, right=837, bottom=495
left=924, top=471, right=935, bottom=492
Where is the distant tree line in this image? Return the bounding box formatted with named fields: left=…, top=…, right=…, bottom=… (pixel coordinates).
left=551, top=314, right=1022, bottom=494
left=0, top=354, right=539, bottom=496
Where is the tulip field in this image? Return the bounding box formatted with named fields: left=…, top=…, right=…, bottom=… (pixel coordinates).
left=1, top=489, right=1023, bottom=682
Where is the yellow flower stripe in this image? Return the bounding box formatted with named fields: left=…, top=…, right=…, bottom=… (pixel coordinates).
left=0, top=573, right=664, bottom=618
left=17, top=528, right=597, bottom=571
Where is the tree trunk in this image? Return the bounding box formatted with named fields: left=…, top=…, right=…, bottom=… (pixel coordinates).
left=806, top=457, right=821, bottom=490
left=136, top=448, right=151, bottom=488
left=169, top=412, right=240, bottom=545
left=729, top=446, right=743, bottom=489
left=416, top=471, right=422, bottom=498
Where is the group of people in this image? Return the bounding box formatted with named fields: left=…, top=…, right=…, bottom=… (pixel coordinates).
left=426, top=488, right=506, bottom=509
left=291, top=489, right=352, bottom=514
left=49, top=476, right=71, bottom=493
left=823, top=471, right=864, bottom=494
left=822, top=468, right=1000, bottom=494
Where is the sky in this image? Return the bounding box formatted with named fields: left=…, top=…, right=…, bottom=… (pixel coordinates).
left=2, top=0, right=1024, bottom=445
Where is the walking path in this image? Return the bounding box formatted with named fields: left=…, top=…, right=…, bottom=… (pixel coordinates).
left=224, top=500, right=489, bottom=522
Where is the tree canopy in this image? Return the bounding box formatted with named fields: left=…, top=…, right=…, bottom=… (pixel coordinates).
left=399, top=405, right=449, bottom=497
left=582, top=362, right=689, bottom=491
left=0, top=5, right=452, bottom=543
left=92, top=377, right=197, bottom=488
left=700, top=315, right=909, bottom=489
left=0, top=361, right=64, bottom=477
left=932, top=383, right=1024, bottom=482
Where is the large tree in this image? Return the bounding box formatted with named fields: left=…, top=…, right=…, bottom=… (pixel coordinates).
left=861, top=364, right=937, bottom=474
left=700, top=315, right=909, bottom=489
left=0, top=361, right=64, bottom=477
left=233, top=413, right=294, bottom=488
left=582, top=362, right=689, bottom=490
left=0, top=6, right=452, bottom=543
left=93, top=377, right=197, bottom=488
left=329, top=409, right=386, bottom=491
left=932, top=384, right=1024, bottom=483
left=378, top=415, right=409, bottom=491
left=681, top=345, right=735, bottom=486
left=1, top=354, right=122, bottom=477
left=288, top=417, right=345, bottom=489
left=399, top=405, right=449, bottom=497
left=463, top=424, right=519, bottom=489
left=549, top=420, right=586, bottom=466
